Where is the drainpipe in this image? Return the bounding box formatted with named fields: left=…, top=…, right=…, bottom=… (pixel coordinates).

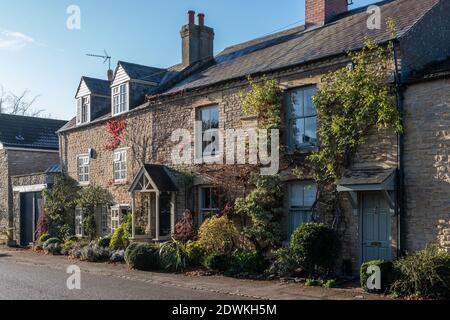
left=393, top=42, right=404, bottom=258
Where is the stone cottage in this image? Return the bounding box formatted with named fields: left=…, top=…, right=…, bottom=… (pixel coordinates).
left=58, top=0, right=450, bottom=274
left=0, top=114, right=67, bottom=246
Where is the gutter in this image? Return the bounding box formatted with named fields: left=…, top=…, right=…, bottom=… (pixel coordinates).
left=393, top=42, right=405, bottom=258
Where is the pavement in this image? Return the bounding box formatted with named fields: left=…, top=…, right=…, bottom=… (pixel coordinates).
left=0, top=246, right=388, bottom=300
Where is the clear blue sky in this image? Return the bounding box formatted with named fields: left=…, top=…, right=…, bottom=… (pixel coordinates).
left=0, top=0, right=376, bottom=120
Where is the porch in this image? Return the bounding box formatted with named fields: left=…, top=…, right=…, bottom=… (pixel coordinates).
left=128, top=165, right=178, bottom=242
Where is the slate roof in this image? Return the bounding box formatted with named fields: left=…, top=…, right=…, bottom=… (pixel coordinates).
left=129, top=164, right=178, bottom=192
left=165, top=0, right=440, bottom=94
left=118, top=61, right=169, bottom=84
left=0, top=114, right=67, bottom=150
left=408, top=56, right=450, bottom=82
left=82, top=77, right=111, bottom=96
left=339, top=167, right=396, bottom=186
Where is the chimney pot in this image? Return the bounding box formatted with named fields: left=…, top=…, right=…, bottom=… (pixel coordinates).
left=198, top=13, right=205, bottom=26
left=188, top=10, right=196, bottom=25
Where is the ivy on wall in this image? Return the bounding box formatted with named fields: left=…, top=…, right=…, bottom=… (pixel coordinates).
left=308, top=20, right=402, bottom=184
left=76, top=185, right=113, bottom=239
left=105, top=118, right=127, bottom=151
left=240, top=76, right=282, bottom=130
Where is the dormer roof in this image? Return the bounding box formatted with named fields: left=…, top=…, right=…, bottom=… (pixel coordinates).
left=75, top=77, right=110, bottom=98
left=116, top=61, right=169, bottom=84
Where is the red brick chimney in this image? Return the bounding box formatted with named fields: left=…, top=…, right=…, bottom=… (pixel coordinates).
left=306, top=0, right=348, bottom=27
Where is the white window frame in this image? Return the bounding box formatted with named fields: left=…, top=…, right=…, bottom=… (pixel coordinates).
left=287, top=86, right=318, bottom=150
left=111, top=205, right=129, bottom=233
left=76, top=96, right=90, bottom=125
left=75, top=208, right=84, bottom=237
left=77, top=154, right=90, bottom=185
left=113, top=149, right=127, bottom=183
left=288, top=181, right=318, bottom=237
left=199, top=186, right=220, bottom=224
left=112, top=83, right=129, bottom=116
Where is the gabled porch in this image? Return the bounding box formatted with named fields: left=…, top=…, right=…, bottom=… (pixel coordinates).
left=128, top=164, right=178, bottom=242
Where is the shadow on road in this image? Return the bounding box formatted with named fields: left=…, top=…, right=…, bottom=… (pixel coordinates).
left=0, top=253, right=11, bottom=258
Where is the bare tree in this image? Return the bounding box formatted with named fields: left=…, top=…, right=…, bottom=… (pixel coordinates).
left=0, top=84, right=45, bottom=117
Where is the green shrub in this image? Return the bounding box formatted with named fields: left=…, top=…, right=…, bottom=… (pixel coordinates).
left=186, top=241, right=205, bottom=267
left=305, top=278, right=321, bottom=287
left=203, top=253, right=231, bottom=272
left=290, top=223, right=340, bottom=276
left=159, top=240, right=188, bottom=272
left=323, top=279, right=337, bottom=288
left=97, top=235, right=112, bottom=248
left=125, top=243, right=160, bottom=271
left=268, top=247, right=298, bottom=278
left=390, top=245, right=450, bottom=299
left=360, top=260, right=394, bottom=293
left=226, top=250, right=267, bottom=276
left=44, top=243, right=62, bottom=255
left=110, top=250, right=125, bottom=263
left=198, top=216, right=240, bottom=256
left=43, top=237, right=62, bottom=249
left=110, top=225, right=128, bottom=250
left=79, top=243, right=111, bottom=262
left=38, top=232, right=51, bottom=245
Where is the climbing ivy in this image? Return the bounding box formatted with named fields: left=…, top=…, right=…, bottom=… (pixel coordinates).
left=76, top=185, right=113, bottom=239
left=240, top=76, right=282, bottom=130
left=308, top=21, right=402, bottom=183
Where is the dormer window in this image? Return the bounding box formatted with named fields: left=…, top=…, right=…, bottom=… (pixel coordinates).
left=112, top=83, right=128, bottom=115
left=76, top=96, right=90, bottom=125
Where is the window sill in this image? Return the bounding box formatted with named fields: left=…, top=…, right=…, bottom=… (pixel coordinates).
left=285, top=145, right=319, bottom=155
left=113, top=180, right=128, bottom=186
left=78, top=182, right=90, bottom=187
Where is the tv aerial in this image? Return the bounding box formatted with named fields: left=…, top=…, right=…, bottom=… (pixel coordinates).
left=86, top=50, right=112, bottom=70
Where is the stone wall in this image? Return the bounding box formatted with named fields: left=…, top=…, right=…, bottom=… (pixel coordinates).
left=403, top=78, right=450, bottom=252
left=0, top=149, right=9, bottom=238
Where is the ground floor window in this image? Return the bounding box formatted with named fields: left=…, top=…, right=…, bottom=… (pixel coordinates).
left=111, top=205, right=129, bottom=233
left=288, top=181, right=317, bottom=238
left=75, top=208, right=83, bottom=237
left=199, top=186, right=220, bottom=223
left=100, top=206, right=108, bottom=235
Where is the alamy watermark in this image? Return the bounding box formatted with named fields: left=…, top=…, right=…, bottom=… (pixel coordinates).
left=66, top=5, right=81, bottom=30
left=66, top=265, right=81, bottom=290
left=171, top=123, right=279, bottom=176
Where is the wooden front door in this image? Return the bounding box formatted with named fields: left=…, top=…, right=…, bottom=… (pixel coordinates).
left=362, top=193, right=391, bottom=263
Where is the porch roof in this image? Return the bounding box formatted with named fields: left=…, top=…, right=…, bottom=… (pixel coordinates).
left=128, top=164, right=178, bottom=193
left=337, top=167, right=396, bottom=192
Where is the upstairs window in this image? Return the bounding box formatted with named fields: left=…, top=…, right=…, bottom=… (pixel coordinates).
left=112, top=84, right=128, bottom=115
left=113, top=149, right=127, bottom=183
left=198, top=106, right=219, bottom=158
left=77, top=155, right=90, bottom=184
left=288, top=181, right=317, bottom=237
left=77, top=96, right=90, bottom=125
left=287, top=87, right=317, bottom=150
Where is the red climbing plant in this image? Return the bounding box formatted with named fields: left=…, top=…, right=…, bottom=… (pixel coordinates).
left=104, top=118, right=127, bottom=151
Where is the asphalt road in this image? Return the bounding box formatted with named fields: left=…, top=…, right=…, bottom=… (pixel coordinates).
left=0, top=256, right=241, bottom=300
